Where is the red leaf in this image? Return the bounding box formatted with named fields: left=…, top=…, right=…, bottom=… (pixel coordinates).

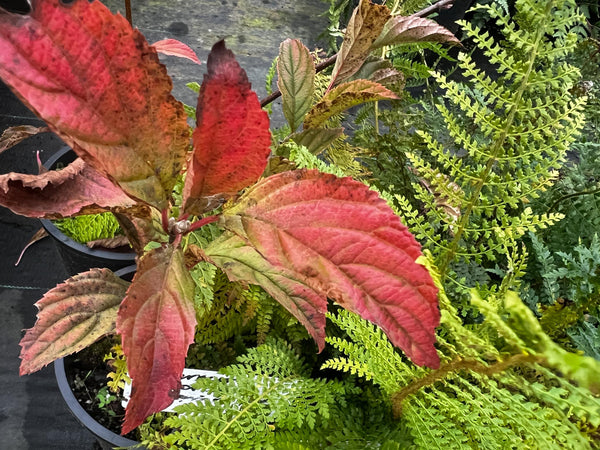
left=20, top=269, right=129, bottom=374
left=0, top=0, right=190, bottom=208
left=182, top=40, right=271, bottom=215
left=213, top=170, right=440, bottom=368
left=0, top=158, right=136, bottom=218
left=152, top=39, right=201, bottom=64
left=116, top=245, right=196, bottom=434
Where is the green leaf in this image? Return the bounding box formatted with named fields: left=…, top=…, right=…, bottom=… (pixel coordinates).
left=277, top=39, right=315, bottom=132
left=291, top=127, right=344, bottom=155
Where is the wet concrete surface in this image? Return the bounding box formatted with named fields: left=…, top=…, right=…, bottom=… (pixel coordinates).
left=0, top=0, right=328, bottom=448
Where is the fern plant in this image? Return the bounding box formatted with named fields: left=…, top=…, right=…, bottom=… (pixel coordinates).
left=399, top=0, right=586, bottom=285
left=54, top=211, right=122, bottom=244
left=145, top=338, right=352, bottom=449
left=317, top=0, right=600, bottom=448
left=323, top=269, right=600, bottom=449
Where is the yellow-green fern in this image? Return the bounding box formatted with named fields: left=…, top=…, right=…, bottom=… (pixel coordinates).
left=399, top=0, right=586, bottom=282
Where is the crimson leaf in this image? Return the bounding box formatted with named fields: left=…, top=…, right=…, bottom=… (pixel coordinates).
left=0, top=0, right=190, bottom=208
left=182, top=40, right=271, bottom=215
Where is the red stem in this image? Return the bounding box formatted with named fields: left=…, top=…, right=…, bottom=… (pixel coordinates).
left=186, top=215, right=220, bottom=234
left=161, top=208, right=170, bottom=234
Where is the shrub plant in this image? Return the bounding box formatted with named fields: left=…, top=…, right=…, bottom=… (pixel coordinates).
left=0, top=0, right=457, bottom=437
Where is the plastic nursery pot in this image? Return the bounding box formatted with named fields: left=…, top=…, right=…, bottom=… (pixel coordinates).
left=54, top=265, right=141, bottom=450
left=40, top=146, right=136, bottom=275
left=54, top=358, right=145, bottom=450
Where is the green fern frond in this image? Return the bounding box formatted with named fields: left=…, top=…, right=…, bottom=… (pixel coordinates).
left=54, top=212, right=121, bottom=244
left=324, top=288, right=600, bottom=449
left=406, top=0, right=587, bottom=282
left=157, top=339, right=349, bottom=449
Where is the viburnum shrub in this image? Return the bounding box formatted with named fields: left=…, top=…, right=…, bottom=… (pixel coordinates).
left=0, top=0, right=448, bottom=433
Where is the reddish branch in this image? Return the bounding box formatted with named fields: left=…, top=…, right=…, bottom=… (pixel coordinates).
left=259, top=0, right=456, bottom=108
left=124, top=0, right=132, bottom=26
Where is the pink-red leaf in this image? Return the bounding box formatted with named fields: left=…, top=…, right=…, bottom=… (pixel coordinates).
left=372, top=15, right=461, bottom=49
left=182, top=40, right=271, bottom=215
left=304, top=79, right=399, bottom=129
left=0, top=0, right=190, bottom=208
left=19, top=269, right=129, bottom=375
left=116, top=245, right=196, bottom=434
left=213, top=170, right=440, bottom=368
left=0, top=158, right=136, bottom=219
left=329, top=0, right=391, bottom=88
left=152, top=39, right=201, bottom=64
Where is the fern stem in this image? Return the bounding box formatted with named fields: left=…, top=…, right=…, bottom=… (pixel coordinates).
left=547, top=187, right=600, bottom=213
left=390, top=354, right=542, bottom=417
left=437, top=0, right=556, bottom=278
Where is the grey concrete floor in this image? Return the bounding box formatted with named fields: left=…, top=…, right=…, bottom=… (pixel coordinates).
left=0, top=0, right=328, bottom=448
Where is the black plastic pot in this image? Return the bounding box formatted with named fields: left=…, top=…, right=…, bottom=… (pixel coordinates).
left=54, top=265, right=143, bottom=449
left=40, top=146, right=136, bottom=275
left=54, top=358, right=144, bottom=450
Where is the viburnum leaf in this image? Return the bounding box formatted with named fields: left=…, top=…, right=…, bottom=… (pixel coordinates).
left=328, top=0, right=390, bottom=88
left=19, top=269, right=130, bottom=375
left=151, top=38, right=201, bottom=64
left=0, top=158, right=137, bottom=219
left=116, top=245, right=196, bottom=434
left=304, top=79, right=399, bottom=129
left=182, top=40, right=271, bottom=216
left=205, top=233, right=328, bottom=349
left=277, top=39, right=315, bottom=132
left=372, top=15, right=461, bottom=49
left=350, top=57, right=405, bottom=90
left=0, top=0, right=190, bottom=208
left=291, top=128, right=345, bottom=155
left=211, top=169, right=440, bottom=368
